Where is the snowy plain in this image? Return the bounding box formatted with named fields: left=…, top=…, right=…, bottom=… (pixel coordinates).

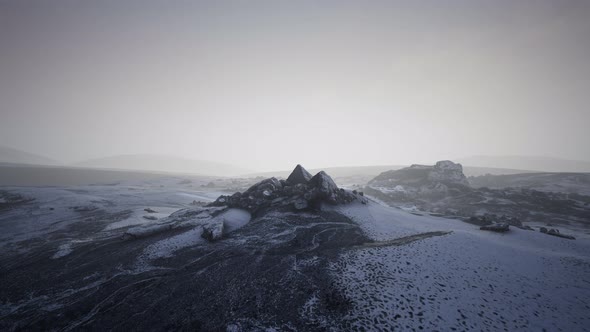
left=1, top=175, right=589, bottom=331
left=328, top=201, right=590, bottom=331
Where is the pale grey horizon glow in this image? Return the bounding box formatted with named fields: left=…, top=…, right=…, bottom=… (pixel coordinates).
left=1, top=0, right=589, bottom=172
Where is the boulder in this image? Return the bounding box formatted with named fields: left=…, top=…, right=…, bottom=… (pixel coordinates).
left=201, top=221, right=224, bottom=242
left=309, top=171, right=339, bottom=199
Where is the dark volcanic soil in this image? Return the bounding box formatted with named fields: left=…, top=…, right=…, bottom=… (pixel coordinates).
left=0, top=206, right=373, bottom=331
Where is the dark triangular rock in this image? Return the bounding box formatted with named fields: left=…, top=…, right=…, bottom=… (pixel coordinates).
left=308, top=171, right=339, bottom=197
left=286, top=164, right=313, bottom=185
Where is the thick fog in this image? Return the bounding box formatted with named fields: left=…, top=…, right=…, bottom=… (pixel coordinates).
left=1, top=0, right=589, bottom=172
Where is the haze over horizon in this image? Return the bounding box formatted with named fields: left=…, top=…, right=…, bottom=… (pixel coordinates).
left=2, top=0, right=589, bottom=171
left=4, top=143, right=590, bottom=177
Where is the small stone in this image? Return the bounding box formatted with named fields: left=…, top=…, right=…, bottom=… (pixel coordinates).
left=201, top=222, right=224, bottom=242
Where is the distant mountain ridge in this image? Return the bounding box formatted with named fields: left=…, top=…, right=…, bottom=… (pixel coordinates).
left=457, top=155, right=590, bottom=173
left=0, top=145, right=58, bottom=166
left=72, top=154, right=251, bottom=177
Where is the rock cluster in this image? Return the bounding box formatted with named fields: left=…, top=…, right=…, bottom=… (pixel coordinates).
left=480, top=223, right=510, bottom=233
left=122, top=206, right=228, bottom=241
left=201, top=221, right=224, bottom=241
left=209, top=165, right=366, bottom=214
left=540, top=227, right=575, bottom=240
left=468, top=214, right=523, bottom=228
left=367, top=160, right=470, bottom=200
left=428, top=160, right=470, bottom=186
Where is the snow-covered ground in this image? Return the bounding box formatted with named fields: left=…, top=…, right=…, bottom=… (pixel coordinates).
left=0, top=179, right=226, bottom=255
left=1, top=176, right=589, bottom=331
left=327, top=201, right=590, bottom=331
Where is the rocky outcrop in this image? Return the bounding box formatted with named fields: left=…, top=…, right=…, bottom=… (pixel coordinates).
left=540, top=227, right=575, bottom=240
left=122, top=206, right=228, bottom=240
left=428, top=161, right=469, bottom=186
left=369, top=160, right=468, bottom=189
left=209, top=165, right=366, bottom=214
left=468, top=214, right=523, bottom=228
left=286, top=164, right=313, bottom=185
left=308, top=171, right=340, bottom=203
left=201, top=221, right=224, bottom=241
left=480, top=223, right=510, bottom=232
left=366, top=160, right=470, bottom=202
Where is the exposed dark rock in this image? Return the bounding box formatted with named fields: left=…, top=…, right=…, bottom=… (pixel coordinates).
left=123, top=206, right=228, bottom=240
left=366, top=161, right=590, bottom=230
left=540, top=227, right=575, bottom=240
left=144, top=208, right=157, bottom=213
left=201, top=221, right=224, bottom=242
left=367, top=160, right=470, bottom=202
left=469, top=214, right=523, bottom=228
left=480, top=223, right=510, bottom=232
left=369, top=160, right=469, bottom=188
left=309, top=171, right=340, bottom=203
left=498, top=215, right=523, bottom=227
left=429, top=160, right=470, bottom=185
left=143, top=215, right=157, bottom=221
left=209, top=165, right=366, bottom=214
left=0, top=191, right=34, bottom=211
left=467, top=215, right=494, bottom=226
left=286, top=164, right=313, bottom=185
left=293, top=198, right=308, bottom=210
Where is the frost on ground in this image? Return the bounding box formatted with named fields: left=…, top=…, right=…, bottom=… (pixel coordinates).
left=104, top=206, right=179, bottom=231
left=1, top=174, right=590, bottom=331
left=323, top=201, right=590, bottom=331
left=134, top=207, right=251, bottom=268
left=51, top=243, right=72, bottom=259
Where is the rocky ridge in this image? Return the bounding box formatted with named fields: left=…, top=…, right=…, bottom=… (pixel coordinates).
left=209, top=164, right=367, bottom=214
left=365, top=160, right=590, bottom=236
left=368, top=160, right=470, bottom=200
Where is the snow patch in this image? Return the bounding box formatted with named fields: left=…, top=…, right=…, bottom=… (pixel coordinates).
left=51, top=243, right=73, bottom=259
left=141, top=227, right=206, bottom=261
left=104, top=207, right=178, bottom=231
left=220, top=208, right=251, bottom=233
left=330, top=201, right=590, bottom=330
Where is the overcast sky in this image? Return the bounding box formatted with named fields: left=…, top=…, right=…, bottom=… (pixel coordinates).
left=1, top=0, right=589, bottom=171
